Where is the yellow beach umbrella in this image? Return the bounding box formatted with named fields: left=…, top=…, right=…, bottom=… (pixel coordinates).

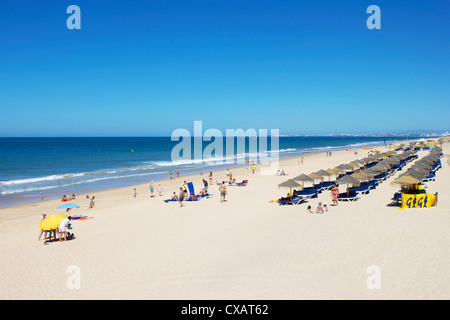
left=38, top=214, right=68, bottom=231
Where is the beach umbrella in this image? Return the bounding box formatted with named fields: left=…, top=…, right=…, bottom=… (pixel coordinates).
left=392, top=174, right=422, bottom=186
left=278, top=179, right=302, bottom=198
left=337, top=164, right=354, bottom=172
left=326, top=168, right=339, bottom=175
left=57, top=203, right=80, bottom=209
left=332, top=167, right=346, bottom=174
left=351, top=171, right=372, bottom=182
left=370, top=164, right=390, bottom=173
left=336, top=175, right=361, bottom=196
left=292, top=174, right=314, bottom=190
left=308, top=172, right=324, bottom=182
left=348, top=162, right=362, bottom=169
left=38, top=214, right=68, bottom=231
left=364, top=168, right=378, bottom=175
left=402, top=170, right=425, bottom=180
left=316, top=169, right=332, bottom=181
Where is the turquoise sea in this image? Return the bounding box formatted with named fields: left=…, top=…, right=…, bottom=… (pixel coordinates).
left=0, top=136, right=417, bottom=208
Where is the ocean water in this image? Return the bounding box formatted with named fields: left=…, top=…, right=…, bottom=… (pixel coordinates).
left=0, top=136, right=414, bottom=208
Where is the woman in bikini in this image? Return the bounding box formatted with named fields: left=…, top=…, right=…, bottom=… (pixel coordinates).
left=331, top=184, right=339, bottom=206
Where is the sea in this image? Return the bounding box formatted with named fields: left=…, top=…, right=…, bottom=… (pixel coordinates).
left=0, top=136, right=417, bottom=208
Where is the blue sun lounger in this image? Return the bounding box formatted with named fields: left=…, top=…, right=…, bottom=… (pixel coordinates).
left=337, top=191, right=360, bottom=202
left=278, top=196, right=307, bottom=205
left=294, top=189, right=318, bottom=199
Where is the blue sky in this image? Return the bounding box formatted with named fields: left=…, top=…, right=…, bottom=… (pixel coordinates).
left=0, top=0, right=449, bottom=136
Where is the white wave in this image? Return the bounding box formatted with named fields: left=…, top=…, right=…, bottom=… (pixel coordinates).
left=0, top=171, right=167, bottom=195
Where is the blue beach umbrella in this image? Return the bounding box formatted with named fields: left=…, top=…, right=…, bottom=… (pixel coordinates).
left=57, top=203, right=80, bottom=209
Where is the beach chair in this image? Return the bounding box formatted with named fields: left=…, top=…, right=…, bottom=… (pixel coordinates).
left=294, top=189, right=318, bottom=200
left=278, top=196, right=307, bottom=206
left=337, top=191, right=360, bottom=202
left=392, top=191, right=402, bottom=203
left=186, top=182, right=200, bottom=201
left=422, top=173, right=436, bottom=182
left=315, top=181, right=333, bottom=191
left=349, top=185, right=370, bottom=196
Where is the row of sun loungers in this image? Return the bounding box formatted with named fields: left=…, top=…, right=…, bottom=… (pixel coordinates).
left=279, top=150, right=421, bottom=205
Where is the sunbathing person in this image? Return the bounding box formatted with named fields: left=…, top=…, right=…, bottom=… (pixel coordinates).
left=316, top=202, right=324, bottom=214
left=171, top=192, right=178, bottom=200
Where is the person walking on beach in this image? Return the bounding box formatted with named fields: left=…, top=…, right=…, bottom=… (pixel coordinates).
left=158, top=184, right=162, bottom=196
left=134, top=188, right=137, bottom=199
left=182, top=181, right=188, bottom=195
left=203, top=179, right=208, bottom=193
left=176, top=170, right=179, bottom=178
left=252, top=164, right=255, bottom=174
left=178, top=187, right=185, bottom=207
left=331, top=184, right=339, bottom=206
left=170, top=173, right=173, bottom=182
left=89, top=196, right=95, bottom=208
left=150, top=181, right=155, bottom=197
left=219, top=182, right=227, bottom=203
left=209, top=172, right=213, bottom=185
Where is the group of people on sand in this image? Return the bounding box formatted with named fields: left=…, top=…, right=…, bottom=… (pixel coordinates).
left=306, top=202, right=328, bottom=214
left=276, top=170, right=286, bottom=176
left=38, top=213, right=75, bottom=242
left=61, top=194, right=76, bottom=202
left=305, top=184, right=339, bottom=212
left=148, top=181, right=163, bottom=197
left=305, top=184, right=339, bottom=211
left=172, top=178, right=228, bottom=207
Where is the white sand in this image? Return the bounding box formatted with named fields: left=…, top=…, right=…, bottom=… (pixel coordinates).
left=1, top=143, right=449, bottom=300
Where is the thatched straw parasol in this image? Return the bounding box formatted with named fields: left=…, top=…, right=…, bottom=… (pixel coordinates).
left=278, top=179, right=302, bottom=198
left=292, top=174, right=314, bottom=190
left=316, top=169, right=332, bottom=181
left=308, top=172, right=324, bottom=182
left=336, top=175, right=361, bottom=196
left=392, top=174, right=422, bottom=186
left=351, top=171, right=372, bottom=181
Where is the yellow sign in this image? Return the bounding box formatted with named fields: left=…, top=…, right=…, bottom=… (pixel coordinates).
left=401, top=193, right=437, bottom=209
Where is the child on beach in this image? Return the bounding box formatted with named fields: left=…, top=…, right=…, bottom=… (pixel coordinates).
left=89, top=196, right=95, bottom=208
left=306, top=205, right=313, bottom=213
left=150, top=181, right=154, bottom=197
left=316, top=202, right=324, bottom=214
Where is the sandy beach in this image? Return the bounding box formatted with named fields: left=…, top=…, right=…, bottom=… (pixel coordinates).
left=1, top=143, right=449, bottom=300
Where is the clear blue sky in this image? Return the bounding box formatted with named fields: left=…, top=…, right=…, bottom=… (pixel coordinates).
left=0, top=0, right=449, bottom=136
